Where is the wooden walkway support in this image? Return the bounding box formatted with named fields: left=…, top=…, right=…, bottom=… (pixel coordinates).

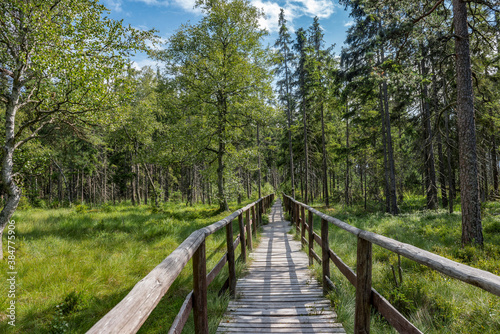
left=216, top=200, right=346, bottom=334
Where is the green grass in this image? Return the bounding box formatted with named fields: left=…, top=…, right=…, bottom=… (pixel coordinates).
left=290, top=195, right=500, bottom=334
left=0, top=200, right=263, bottom=334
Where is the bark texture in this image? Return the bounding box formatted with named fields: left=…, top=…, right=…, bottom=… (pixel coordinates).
left=453, top=0, right=483, bottom=246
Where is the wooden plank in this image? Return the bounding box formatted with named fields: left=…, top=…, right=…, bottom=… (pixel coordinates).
left=314, top=232, right=321, bottom=246
left=354, top=237, right=372, bottom=334
left=308, top=209, right=314, bottom=266
left=312, top=249, right=322, bottom=264
left=221, top=315, right=338, bottom=323
left=193, top=239, right=208, bottom=334
left=238, top=214, right=246, bottom=263
left=371, top=288, right=423, bottom=334
left=167, top=292, right=192, bottom=334
left=226, top=220, right=236, bottom=297
left=321, top=218, right=330, bottom=294
left=218, top=323, right=342, bottom=328
left=217, top=329, right=345, bottom=334
left=207, top=253, right=227, bottom=286
left=251, top=206, right=257, bottom=235
left=301, top=206, right=306, bottom=247
left=228, top=302, right=332, bottom=308
left=245, top=210, right=252, bottom=251
left=329, top=248, right=356, bottom=286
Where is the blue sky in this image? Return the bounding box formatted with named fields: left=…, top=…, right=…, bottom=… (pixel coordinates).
left=101, top=0, right=353, bottom=69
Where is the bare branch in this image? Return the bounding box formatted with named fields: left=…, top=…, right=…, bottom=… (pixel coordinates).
left=14, top=118, right=55, bottom=150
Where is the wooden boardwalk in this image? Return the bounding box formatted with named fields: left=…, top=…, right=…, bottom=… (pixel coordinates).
left=216, top=200, right=346, bottom=334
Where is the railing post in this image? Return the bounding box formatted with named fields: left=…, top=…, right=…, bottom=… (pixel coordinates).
left=238, top=214, right=246, bottom=263
left=321, top=218, right=330, bottom=295
left=225, top=220, right=236, bottom=296
left=308, top=209, right=314, bottom=266
left=301, top=206, right=306, bottom=246
left=245, top=209, right=252, bottom=251
left=193, top=239, right=208, bottom=334
left=295, top=203, right=300, bottom=235
left=354, top=237, right=372, bottom=334
left=258, top=201, right=263, bottom=226
left=251, top=205, right=257, bottom=235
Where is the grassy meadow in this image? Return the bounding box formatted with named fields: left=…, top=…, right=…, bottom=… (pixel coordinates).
left=289, top=195, right=500, bottom=334
left=0, top=200, right=266, bottom=334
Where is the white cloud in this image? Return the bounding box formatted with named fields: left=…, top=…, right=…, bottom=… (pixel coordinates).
left=251, top=1, right=294, bottom=33
left=134, top=0, right=166, bottom=6
left=171, top=0, right=203, bottom=14
left=249, top=0, right=336, bottom=33
left=131, top=57, right=161, bottom=70
left=291, top=0, right=335, bottom=18
left=344, top=20, right=354, bottom=27
left=102, top=0, right=123, bottom=12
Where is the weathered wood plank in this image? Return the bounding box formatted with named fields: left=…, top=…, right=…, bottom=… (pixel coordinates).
left=354, top=237, right=371, bottom=334
left=226, top=220, right=236, bottom=297
left=167, top=292, right=193, bottom=334
left=321, top=218, right=330, bottom=294
left=206, top=253, right=227, bottom=286
left=308, top=209, right=314, bottom=266
left=193, top=239, right=208, bottom=334
left=245, top=210, right=252, bottom=251
left=238, top=214, right=246, bottom=263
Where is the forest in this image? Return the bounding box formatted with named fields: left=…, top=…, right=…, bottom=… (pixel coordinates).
left=1, top=0, right=499, bottom=333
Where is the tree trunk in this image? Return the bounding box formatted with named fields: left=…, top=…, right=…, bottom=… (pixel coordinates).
left=217, top=95, right=228, bottom=211
left=345, top=103, right=350, bottom=206
left=445, top=108, right=454, bottom=213
left=453, top=0, right=483, bottom=246
left=285, top=66, right=295, bottom=198
left=303, top=99, right=309, bottom=204
left=0, top=116, right=21, bottom=259
left=420, top=50, right=438, bottom=210
left=257, top=124, right=262, bottom=198
left=135, top=164, right=142, bottom=204
left=437, top=125, right=449, bottom=208
left=383, top=80, right=398, bottom=214
left=492, top=134, right=498, bottom=196
left=321, top=103, right=329, bottom=207
left=380, top=85, right=391, bottom=213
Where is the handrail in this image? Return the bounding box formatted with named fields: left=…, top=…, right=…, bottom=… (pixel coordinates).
left=283, top=194, right=500, bottom=333
left=87, top=194, right=275, bottom=334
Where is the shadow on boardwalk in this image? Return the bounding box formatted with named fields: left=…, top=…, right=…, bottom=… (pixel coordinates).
left=216, top=199, right=346, bottom=333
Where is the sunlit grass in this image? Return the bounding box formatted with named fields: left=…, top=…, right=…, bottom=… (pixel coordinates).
left=0, top=200, right=263, bottom=333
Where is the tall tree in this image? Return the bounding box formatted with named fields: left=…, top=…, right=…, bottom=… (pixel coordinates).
left=164, top=0, right=272, bottom=211
left=294, top=28, right=309, bottom=204
left=0, top=0, right=153, bottom=258
left=452, top=0, right=483, bottom=245
left=274, top=8, right=296, bottom=198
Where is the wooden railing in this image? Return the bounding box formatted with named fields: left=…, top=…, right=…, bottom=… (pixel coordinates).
left=283, top=194, right=500, bottom=334
left=87, top=194, right=275, bottom=334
